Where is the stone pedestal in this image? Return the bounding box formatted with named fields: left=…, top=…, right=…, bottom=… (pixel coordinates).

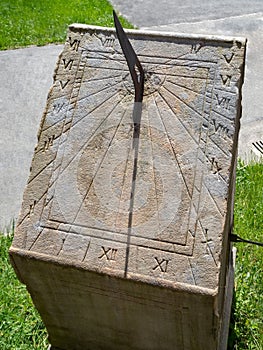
left=9, top=24, right=246, bottom=350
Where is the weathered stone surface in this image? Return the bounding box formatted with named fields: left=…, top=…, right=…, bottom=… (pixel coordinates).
left=9, top=24, right=246, bottom=350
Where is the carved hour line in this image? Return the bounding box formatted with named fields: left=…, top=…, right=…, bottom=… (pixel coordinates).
left=189, top=70, right=222, bottom=235
left=153, top=95, right=192, bottom=199
left=210, top=107, right=235, bottom=122
left=188, top=258, right=197, bottom=285
left=70, top=89, right=122, bottom=130
left=145, top=98, right=161, bottom=233
left=208, top=133, right=232, bottom=158
left=199, top=224, right=217, bottom=266
left=154, top=91, right=207, bottom=247
left=203, top=182, right=225, bottom=217
left=82, top=72, right=123, bottom=84
left=51, top=93, right=128, bottom=185
left=114, top=128, right=134, bottom=231
left=153, top=61, right=209, bottom=70
left=142, top=51, right=190, bottom=69
left=80, top=78, right=124, bottom=92
left=76, top=77, right=122, bottom=103
left=157, top=90, right=226, bottom=174
left=153, top=58, right=211, bottom=67
left=138, top=56, right=215, bottom=78
left=157, top=91, right=200, bottom=148
left=18, top=187, right=54, bottom=247
left=185, top=66, right=214, bottom=239
left=85, top=50, right=125, bottom=66
left=27, top=156, right=55, bottom=186
left=161, top=84, right=203, bottom=118
left=152, top=61, right=213, bottom=74
left=137, top=51, right=215, bottom=63
left=166, top=78, right=204, bottom=96
left=158, top=73, right=208, bottom=81
left=69, top=106, right=130, bottom=230
left=154, top=67, right=209, bottom=79
left=81, top=240, right=91, bottom=262
left=40, top=93, right=126, bottom=193
left=83, top=65, right=127, bottom=73
left=157, top=86, right=209, bottom=219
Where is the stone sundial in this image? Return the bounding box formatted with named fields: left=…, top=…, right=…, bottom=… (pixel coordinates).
left=10, top=14, right=246, bottom=350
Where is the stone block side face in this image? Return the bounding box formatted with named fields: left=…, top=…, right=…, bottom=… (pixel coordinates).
left=10, top=252, right=217, bottom=350
left=9, top=25, right=246, bottom=349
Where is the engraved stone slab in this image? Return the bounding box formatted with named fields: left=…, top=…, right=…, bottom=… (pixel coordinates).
left=9, top=24, right=246, bottom=350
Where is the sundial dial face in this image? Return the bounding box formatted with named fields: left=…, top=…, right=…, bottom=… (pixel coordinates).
left=13, top=24, right=245, bottom=291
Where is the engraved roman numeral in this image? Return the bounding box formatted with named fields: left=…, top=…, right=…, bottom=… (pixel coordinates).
left=190, top=43, right=203, bottom=54
left=95, top=33, right=115, bottom=48
left=52, top=102, right=65, bottom=114
left=215, top=93, right=231, bottom=109
left=68, top=36, right=80, bottom=51
left=59, top=80, right=70, bottom=90
left=103, top=36, right=115, bottom=47
left=220, top=74, right=232, bottom=86
left=43, top=135, right=55, bottom=151
left=212, top=119, right=231, bottom=137
left=223, top=52, right=234, bottom=64
left=62, top=58, right=74, bottom=70
left=99, top=246, right=118, bottom=261
left=29, top=200, right=37, bottom=217
left=210, top=157, right=222, bottom=174
left=153, top=257, right=169, bottom=272
left=203, top=119, right=232, bottom=138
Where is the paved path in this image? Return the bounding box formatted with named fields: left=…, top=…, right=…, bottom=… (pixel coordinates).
left=110, top=0, right=263, bottom=27
left=1, top=1, right=262, bottom=230
left=0, top=45, right=63, bottom=230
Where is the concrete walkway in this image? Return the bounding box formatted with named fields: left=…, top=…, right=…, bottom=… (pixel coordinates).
left=0, top=45, right=63, bottom=230
left=111, top=0, right=263, bottom=27
left=1, top=1, right=263, bottom=230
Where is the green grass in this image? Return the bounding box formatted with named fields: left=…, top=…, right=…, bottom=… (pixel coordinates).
left=1, top=161, right=262, bottom=349
left=228, top=160, right=263, bottom=349
left=0, top=233, right=48, bottom=349
left=0, top=0, right=133, bottom=50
